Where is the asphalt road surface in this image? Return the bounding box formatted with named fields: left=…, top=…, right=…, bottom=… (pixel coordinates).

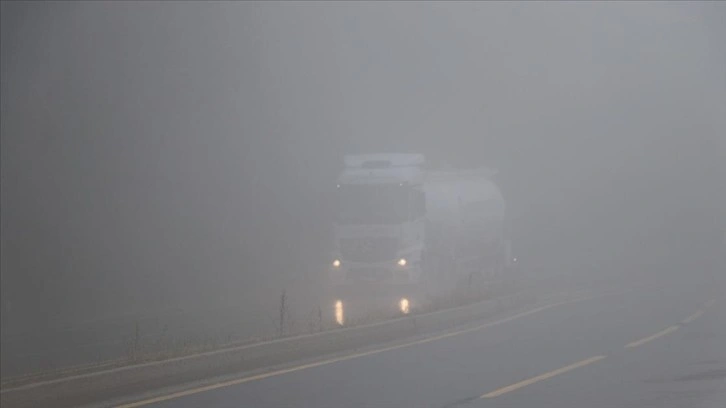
left=115, top=274, right=726, bottom=408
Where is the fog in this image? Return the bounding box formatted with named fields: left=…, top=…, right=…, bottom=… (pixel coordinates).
left=1, top=1, right=725, bottom=377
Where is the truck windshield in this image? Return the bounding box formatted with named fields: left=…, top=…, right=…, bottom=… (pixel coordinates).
left=336, top=184, right=410, bottom=224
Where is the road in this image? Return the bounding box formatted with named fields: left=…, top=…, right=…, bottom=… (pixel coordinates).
left=114, top=274, right=726, bottom=408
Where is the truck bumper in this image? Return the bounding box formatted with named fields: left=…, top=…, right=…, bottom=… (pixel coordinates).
left=330, top=263, right=422, bottom=286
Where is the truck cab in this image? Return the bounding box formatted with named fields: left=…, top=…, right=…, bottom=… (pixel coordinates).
left=330, top=154, right=426, bottom=289
left=329, top=154, right=510, bottom=324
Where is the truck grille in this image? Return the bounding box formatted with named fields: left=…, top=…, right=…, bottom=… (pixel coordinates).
left=348, top=268, right=391, bottom=282
left=339, top=237, right=397, bottom=262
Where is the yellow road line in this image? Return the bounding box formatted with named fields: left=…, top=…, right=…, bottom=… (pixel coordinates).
left=117, top=297, right=589, bottom=407
left=681, top=310, right=704, bottom=324
left=625, top=325, right=679, bottom=349
left=480, top=356, right=606, bottom=398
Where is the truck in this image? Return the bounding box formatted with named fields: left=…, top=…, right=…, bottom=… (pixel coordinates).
left=329, top=154, right=512, bottom=324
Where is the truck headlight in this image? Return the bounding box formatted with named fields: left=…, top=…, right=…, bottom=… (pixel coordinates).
left=332, top=259, right=341, bottom=268
left=397, top=258, right=407, bottom=267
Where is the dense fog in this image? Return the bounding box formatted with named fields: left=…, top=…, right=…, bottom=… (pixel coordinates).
left=1, top=0, right=724, bottom=367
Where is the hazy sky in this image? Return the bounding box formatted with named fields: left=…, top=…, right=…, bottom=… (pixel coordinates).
left=1, top=2, right=724, bottom=331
